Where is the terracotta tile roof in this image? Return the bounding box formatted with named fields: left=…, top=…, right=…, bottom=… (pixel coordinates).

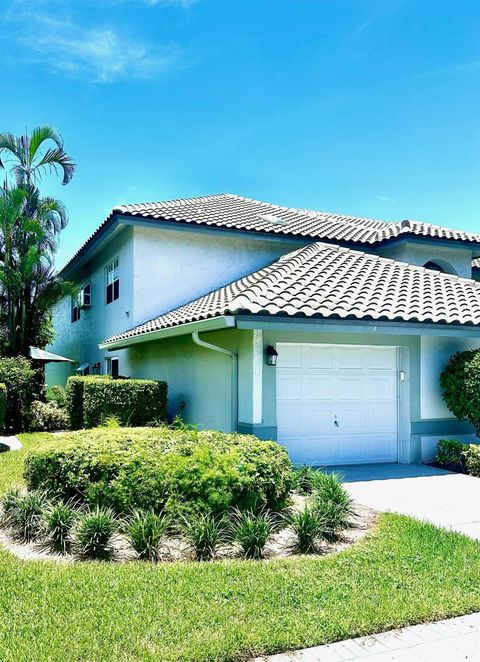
left=102, top=242, right=480, bottom=345
left=62, top=193, right=480, bottom=274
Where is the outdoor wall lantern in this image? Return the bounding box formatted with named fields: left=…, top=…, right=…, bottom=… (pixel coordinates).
left=265, top=345, right=278, bottom=366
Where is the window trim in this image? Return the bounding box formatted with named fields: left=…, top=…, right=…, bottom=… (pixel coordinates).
left=105, top=257, right=120, bottom=305
left=105, top=356, right=119, bottom=377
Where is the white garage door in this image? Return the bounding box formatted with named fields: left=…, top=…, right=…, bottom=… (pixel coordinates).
left=276, top=344, right=398, bottom=465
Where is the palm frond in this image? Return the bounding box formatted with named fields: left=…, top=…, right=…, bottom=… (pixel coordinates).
left=28, top=125, right=64, bottom=162
left=35, top=148, right=76, bottom=185
left=0, top=132, right=19, bottom=170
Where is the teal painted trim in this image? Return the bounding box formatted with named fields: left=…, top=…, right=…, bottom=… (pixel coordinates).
left=411, top=419, right=475, bottom=435
left=236, top=315, right=480, bottom=337
left=99, top=316, right=236, bottom=350
left=238, top=422, right=277, bottom=440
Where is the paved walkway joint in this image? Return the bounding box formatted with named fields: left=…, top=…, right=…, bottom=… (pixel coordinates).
left=254, top=612, right=480, bottom=661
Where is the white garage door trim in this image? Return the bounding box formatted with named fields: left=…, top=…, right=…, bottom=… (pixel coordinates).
left=276, top=343, right=400, bottom=466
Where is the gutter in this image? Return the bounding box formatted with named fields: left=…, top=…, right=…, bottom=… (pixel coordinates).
left=99, top=315, right=236, bottom=350
left=192, top=331, right=238, bottom=433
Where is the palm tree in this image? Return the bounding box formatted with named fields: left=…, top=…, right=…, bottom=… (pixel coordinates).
left=0, top=125, right=75, bottom=187
left=0, top=126, right=75, bottom=356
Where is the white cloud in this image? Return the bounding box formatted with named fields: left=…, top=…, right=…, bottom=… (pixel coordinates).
left=375, top=195, right=395, bottom=203
left=6, top=10, right=182, bottom=82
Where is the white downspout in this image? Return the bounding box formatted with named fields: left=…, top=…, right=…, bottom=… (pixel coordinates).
left=192, top=332, right=238, bottom=432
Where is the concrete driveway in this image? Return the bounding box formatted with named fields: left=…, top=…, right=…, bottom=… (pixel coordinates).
left=331, top=463, right=480, bottom=540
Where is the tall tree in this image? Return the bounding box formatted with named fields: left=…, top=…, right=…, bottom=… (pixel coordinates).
left=0, top=125, right=75, bottom=187
left=0, top=126, right=75, bottom=356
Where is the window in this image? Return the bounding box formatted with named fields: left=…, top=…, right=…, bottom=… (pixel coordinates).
left=105, top=258, right=119, bottom=304
left=71, top=297, right=80, bottom=323
left=80, top=283, right=91, bottom=307
left=105, top=357, right=119, bottom=377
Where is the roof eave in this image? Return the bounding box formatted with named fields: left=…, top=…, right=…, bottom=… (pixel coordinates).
left=99, top=315, right=236, bottom=351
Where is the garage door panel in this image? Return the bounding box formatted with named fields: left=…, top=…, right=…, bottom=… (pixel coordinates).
left=304, top=406, right=335, bottom=431
left=277, top=345, right=302, bottom=368
left=368, top=375, right=396, bottom=400
left=338, top=376, right=364, bottom=400
left=277, top=374, right=302, bottom=400
left=366, top=347, right=396, bottom=370
left=368, top=402, right=397, bottom=433
left=337, top=347, right=364, bottom=370
left=276, top=343, right=399, bottom=465
left=302, top=346, right=334, bottom=370
left=302, top=375, right=336, bottom=401
left=337, top=404, right=368, bottom=433
left=276, top=403, right=303, bottom=435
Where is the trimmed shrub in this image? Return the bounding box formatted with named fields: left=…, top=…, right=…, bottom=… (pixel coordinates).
left=440, top=349, right=480, bottom=434
left=43, top=500, right=78, bottom=553
left=29, top=401, right=69, bottom=432
left=126, top=510, right=170, bottom=561
left=0, top=383, right=6, bottom=434
left=83, top=379, right=167, bottom=428
left=24, top=427, right=293, bottom=518
left=435, top=439, right=468, bottom=472
left=465, top=445, right=480, bottom=477
left=229, top=507, right=277, bottom=559
left=182, top=512, right=228, bottom=561
left=65, top=375, right=112, bottom=430
left=73, top=506, right=118, bottom=560
left=0, top=357, right=38, bottom=432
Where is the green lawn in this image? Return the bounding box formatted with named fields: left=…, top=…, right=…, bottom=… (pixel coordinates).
left=0, top=434, right=479, bottom=661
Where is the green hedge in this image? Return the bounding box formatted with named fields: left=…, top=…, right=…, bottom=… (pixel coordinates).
left=83, top=379, right=167, bottom=428
left=436, top=438, right=480, bottom=477
left=0, top=357, right=38, bottom=432
left=65, top=375, right=112, bottom=429
left=24, top=427, right=293, bottom=517
left=0, top=383, right=7, bottom=434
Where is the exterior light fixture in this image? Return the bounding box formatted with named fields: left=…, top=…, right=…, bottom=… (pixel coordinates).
left=265, top=345, right=278, bottom=366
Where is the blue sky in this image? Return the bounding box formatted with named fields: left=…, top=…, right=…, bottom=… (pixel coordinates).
left=0, top=0, right=479, bottom=267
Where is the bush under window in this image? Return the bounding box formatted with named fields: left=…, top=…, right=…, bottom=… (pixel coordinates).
left=24, top=427, right=293, bottom=518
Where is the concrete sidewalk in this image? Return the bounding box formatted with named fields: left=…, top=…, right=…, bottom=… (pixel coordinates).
left=255, top=612, right=480, bottom=661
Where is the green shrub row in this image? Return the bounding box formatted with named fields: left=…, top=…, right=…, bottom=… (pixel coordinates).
left=435, top=438, right=480, bottom=477
left=24, top=427, right=294, bottom=517
left=65, top=376, right=167, bottom=429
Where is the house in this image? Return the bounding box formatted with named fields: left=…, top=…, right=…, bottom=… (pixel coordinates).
left=47, top=193, right=480, bottom=465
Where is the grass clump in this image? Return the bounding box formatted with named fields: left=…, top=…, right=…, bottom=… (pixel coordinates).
left=230, top=508, right=277, bottom=559
left=311, top=471, right=353, bottom=540
left=0, top=486, right=21, bottom=524
left=182, top=512, right=227, bottom=561
left=44, top=501, right=78, bottom=554
left=73, top=506, right=117, bottom=561
left=8, top=490, right=46, bottom=542
left=285, top=504, right=324, bottom=554
left=293, top=465, right=319, bottom=494
left=126, top=510, right=170, bottom=562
